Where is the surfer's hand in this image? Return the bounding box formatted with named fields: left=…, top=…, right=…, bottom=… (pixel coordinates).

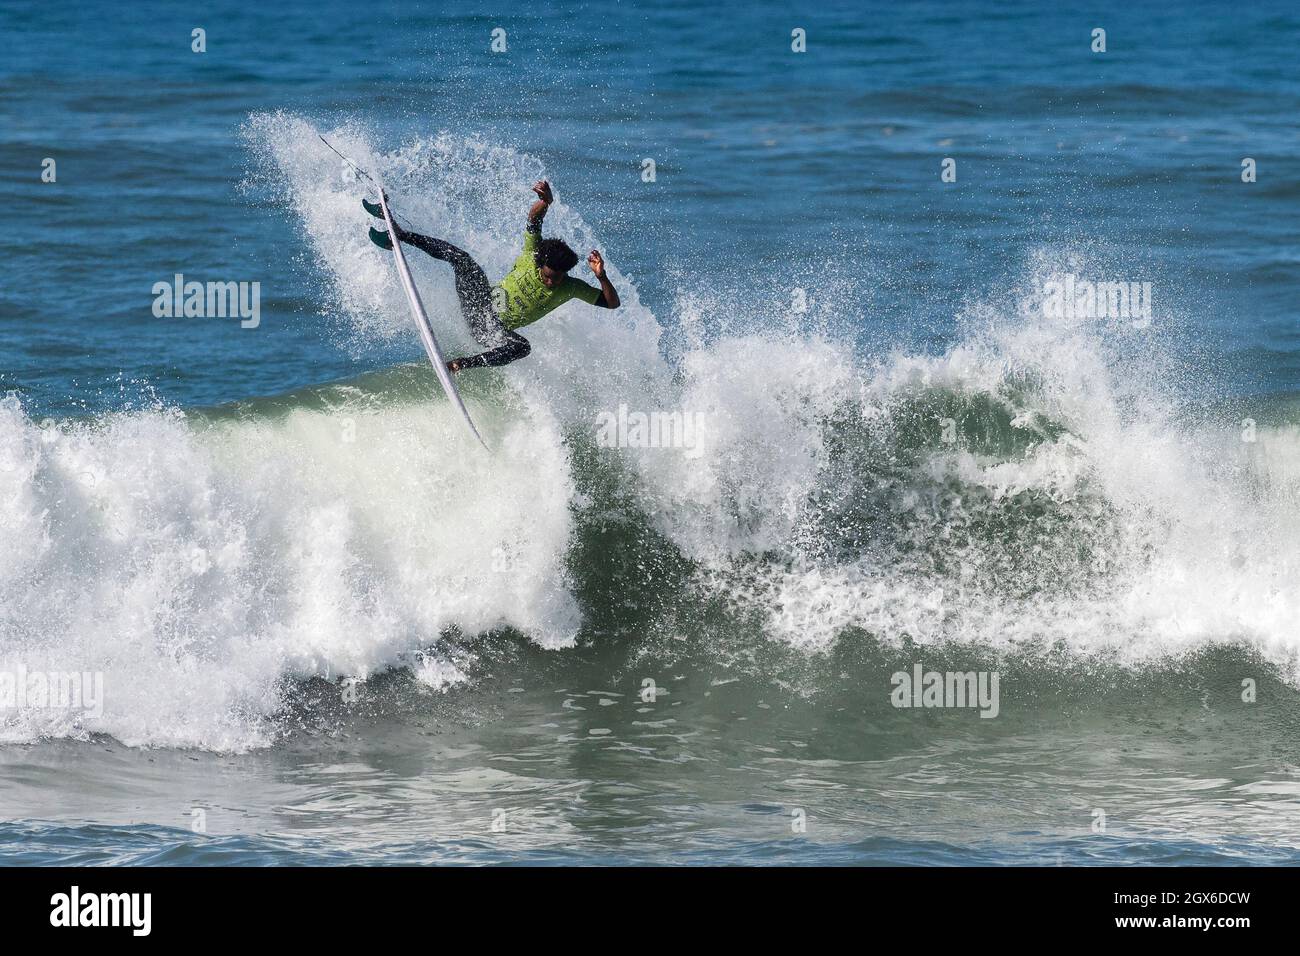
left=531, top=180, right=553, bottom=205
left=587, top=250, right=605, bottom=277
left=446, top=359, right=462, bottom=374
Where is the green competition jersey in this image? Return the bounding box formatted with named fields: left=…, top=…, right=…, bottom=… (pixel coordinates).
left=493, top=228, right=601, bottom=331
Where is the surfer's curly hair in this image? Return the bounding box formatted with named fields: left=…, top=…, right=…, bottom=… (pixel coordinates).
left=535, top=238, right=580, bottom=274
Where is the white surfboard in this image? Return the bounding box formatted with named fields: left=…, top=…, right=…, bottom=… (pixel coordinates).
left=374, top=184, right=487, bottom=448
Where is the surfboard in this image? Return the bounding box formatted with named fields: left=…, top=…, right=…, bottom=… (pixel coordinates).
left=373, top=184, right=487, bottom=448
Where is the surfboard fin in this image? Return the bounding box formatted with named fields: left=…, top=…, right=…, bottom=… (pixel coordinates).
left=368, top=226, right=393, bottom=250
left=362, top=197, right=384, bottom=219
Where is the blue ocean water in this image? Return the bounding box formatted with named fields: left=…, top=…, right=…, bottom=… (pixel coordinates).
left=2, top=0, right=1299, bottom=865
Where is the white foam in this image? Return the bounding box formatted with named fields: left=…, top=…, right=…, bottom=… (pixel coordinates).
left=0, top=391, right=578, bottom=750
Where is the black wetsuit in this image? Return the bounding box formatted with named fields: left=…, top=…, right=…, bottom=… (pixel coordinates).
left=398, top=231, right=531, bottom=368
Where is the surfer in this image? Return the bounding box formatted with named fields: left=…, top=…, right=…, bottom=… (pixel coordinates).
left=368, top=180, right=620, bottom=372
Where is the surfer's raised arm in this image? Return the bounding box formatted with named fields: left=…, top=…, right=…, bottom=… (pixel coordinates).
left=587, top=250, right=620, bottom=309
left=527, top=179, right=619, bottom=310
left=528, top=180, right=553, bottom=230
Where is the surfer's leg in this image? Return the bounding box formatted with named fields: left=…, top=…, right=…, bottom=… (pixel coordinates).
left=398, top=231, right=533, bottom=369
left=398, top=230, right=501, bottom=331
left=456, top=329, right=531, bottom=369
left=399, top=231, right=471, bottom=266
left=455, top=290, right=531, bottom=367
left=399, top=234, right=493, bottom=307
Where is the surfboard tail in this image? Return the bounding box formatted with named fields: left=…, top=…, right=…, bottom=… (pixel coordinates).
left=372, top=183, right=488, bottom=449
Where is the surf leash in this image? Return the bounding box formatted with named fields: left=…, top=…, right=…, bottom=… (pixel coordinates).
left=318, top=134, right=416, bottom=230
